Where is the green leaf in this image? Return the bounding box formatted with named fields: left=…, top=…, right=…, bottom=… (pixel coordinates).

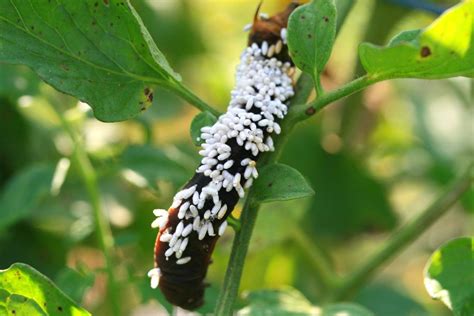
left=359, top=1, right=474, bottom=79
left=287, top=0, right=336, bottom=78
left=190, top=111, right=217, bottom=146
left=0, top=164, right=55, bottom=230
left=280, top=126, right=397, bottom=239
left=120, top=145, right=190, bottom=189
left=237, top=288, right=317, bottom=316
left=321, top=303, right=374, bottom=316
left=424, top=237, right=474, bottom=315
left=0, top=0, right=181, bottom=122
left=355, top=283, right=428, bottom=316
left=0, top=263, right=90, bottom=315
left=252, top=163, right=315, bottom=204
left=237, top=288, right=374, bottom=316
left=1, top=294, right=47, bottom=316
left=54, top=267, right=94, bottom=304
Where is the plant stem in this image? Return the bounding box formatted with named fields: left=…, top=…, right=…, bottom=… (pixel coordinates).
left=331, top=166, right=473, bottom=301
left=214, top=197, right=259, bottom=316
left=51, top=105, right=120, bottom=315
left=289, top=74, right=384, bottom=122
left=169, top=80, right=221, bottom=117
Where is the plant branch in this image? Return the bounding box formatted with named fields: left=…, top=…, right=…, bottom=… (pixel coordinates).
left=331, top=165, right=473, bottom=301
left=169, top=80, right=221, bottom=117
left=289, top=74, right=385, bottom=122
left=214, top=197, right=259, bottom=316
left=50, top=105, right=120, bottom=316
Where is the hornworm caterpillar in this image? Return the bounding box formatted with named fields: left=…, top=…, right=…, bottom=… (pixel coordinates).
left=148, top=3, right=298, bottom=310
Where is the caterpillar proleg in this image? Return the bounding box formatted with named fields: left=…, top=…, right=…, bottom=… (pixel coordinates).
left=149, top=3, right=298, bottom=310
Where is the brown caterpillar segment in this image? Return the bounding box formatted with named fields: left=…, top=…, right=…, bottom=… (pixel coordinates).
left=149, top=3, right=298, bottom=311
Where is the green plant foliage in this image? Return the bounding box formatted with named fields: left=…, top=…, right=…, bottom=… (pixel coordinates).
left=359, top=0, right=474, bottom=79
left=321, top=303, right=374, bottom=316
left=119, top=145, right=190, bottom=189
left=287, top=0, right=336, bottom=79
left=0, top=293, right=47, bottom=316
left=0, top=263, right=90, bottom=315
left=251, top=163, right=314, bottom=204
left=0, top=0, right=181, bottom=122
left=237, top=288, right=374, bottom=316
left=280, top=127, right=396, bottom=239
left=424, top=237, right=474, bottom=315
left=54, top=267, right=94, bottom=305
left=237, top=288, right=317, bottom=316
left=0, top=164, right=55, bottom=230
left=190, top=111, right=218, bottom=146
left=355, top=284, right=428, bottom=316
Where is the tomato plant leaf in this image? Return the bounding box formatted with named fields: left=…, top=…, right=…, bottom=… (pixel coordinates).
left=359, top=1, right=474, bottom=79
left=0, top=263, right=90, bottom=315
left=424, top=237, right=474, bottom=316
left=237, top=288, right=374, bottom=316
left=237, top=288, right=317, bottom=316
left=0, top=164, right=55, bottom=230
left=252, top=163, right=314, bottom=204
left=287, top=0, right=336, bottom=79
left=0, top=0, right=181, bottom=122
left=190, top=111, right=218, bottom=146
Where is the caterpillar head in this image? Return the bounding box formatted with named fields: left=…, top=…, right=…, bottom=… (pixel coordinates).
left=248, top=2, right=299, bottom=62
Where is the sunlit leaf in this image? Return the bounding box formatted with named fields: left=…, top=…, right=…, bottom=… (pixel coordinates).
left=252, top=163, right=314, bottom=204
left=0, top=164, right=55, bottom=229
left=0, top=263, right=90, bottom=315
left=0, top=0, right=181, bottom=122
left=287, top=0, right=336, bottom=78
left=424, top=237, right=474, bottom=315
left=359, top=1, right=474, bottom=79
left=190, top=111, right=217, bottom=146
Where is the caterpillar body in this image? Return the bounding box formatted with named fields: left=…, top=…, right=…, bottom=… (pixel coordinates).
left=148, top=3, right=298, bottom=310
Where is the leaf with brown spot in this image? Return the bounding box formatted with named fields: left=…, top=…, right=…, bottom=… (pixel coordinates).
left=0, top=0, right=181, bottom=122
left=287, top=0, right=336, bottom=79
left=0, top=263, right=90, bottom=315
left=359, top=1, right=474, bottom=79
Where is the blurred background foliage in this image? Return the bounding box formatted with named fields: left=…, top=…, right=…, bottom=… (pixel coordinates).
left=0, top=0, right=472, bottom=315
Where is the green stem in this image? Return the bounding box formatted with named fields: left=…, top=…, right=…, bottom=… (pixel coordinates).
left=214, top=197, right=259, bottom=316
left=169, top=80, right=221, bottom=117
left=51, top=105, right=120, bottom=316
left=289, top=74, right=384, bottom=122
left=331, top=166, right=473, bottom=301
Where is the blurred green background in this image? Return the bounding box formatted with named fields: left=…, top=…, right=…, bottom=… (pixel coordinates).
left=0, top=0, right=472, bottom=315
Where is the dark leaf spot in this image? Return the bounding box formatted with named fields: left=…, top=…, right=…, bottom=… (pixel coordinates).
left=57, top=306, right=63, bottom=312
left=94, top=1, right=98, bottom=7
left=323, top=16, right=329, bottom=22
left=307, top=33, right=312, bottom=39
left=300, top=15, right=305, bottom=19
left=103, top=0, right=109, bottom=5
left=420, top=46, right=431, bottom=57
left=268, top=182, right=273, bottom=187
